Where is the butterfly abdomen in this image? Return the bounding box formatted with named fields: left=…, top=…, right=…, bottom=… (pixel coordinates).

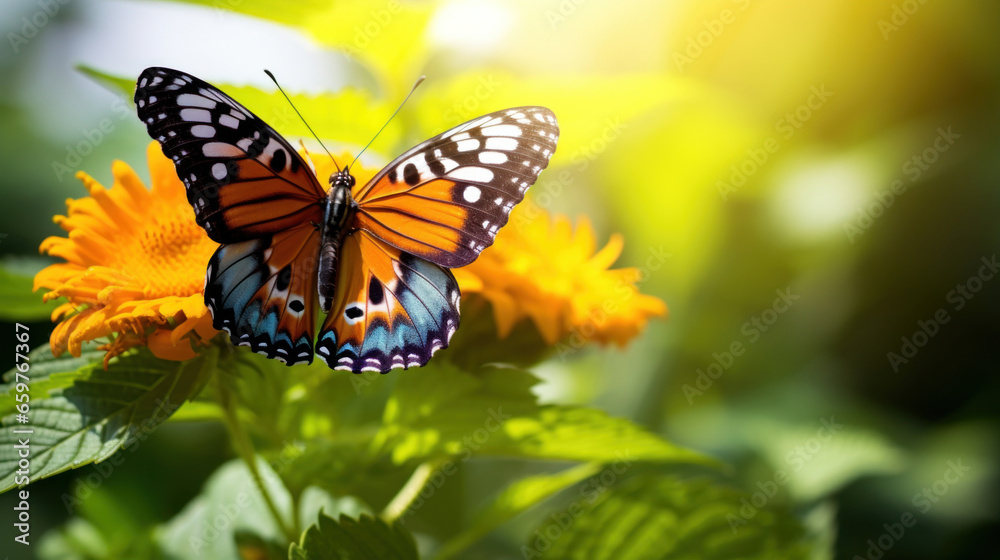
left=317, top=236, right=343, bottom=313
left=318, top=174, right=356, bottom=312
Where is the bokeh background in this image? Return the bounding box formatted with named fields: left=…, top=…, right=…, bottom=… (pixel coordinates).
left=1, top=0, right=999, bottom=558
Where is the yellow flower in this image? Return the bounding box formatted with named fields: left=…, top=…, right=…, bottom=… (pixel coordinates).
left=35, top=142, right=219, bottom=365
left=453, top=206, right=667, bottom=347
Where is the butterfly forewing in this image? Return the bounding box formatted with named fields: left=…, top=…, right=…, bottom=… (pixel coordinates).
left=134, top=67, right=326, bottom=243
left=352, top=107, right=559, bottom=268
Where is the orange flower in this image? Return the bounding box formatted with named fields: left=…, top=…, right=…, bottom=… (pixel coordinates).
left=453, top=207, right=667, bottom=347
left=35, top=142, right=219, bottom=364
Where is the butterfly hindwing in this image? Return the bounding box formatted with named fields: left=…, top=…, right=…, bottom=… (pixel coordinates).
left=352, top=107, right=559, bottom=268
left=135, top=67, right=325, bottom=243
left=205, top=224, right=321, bottom=365
left=315, top=230, right=460, bottom=373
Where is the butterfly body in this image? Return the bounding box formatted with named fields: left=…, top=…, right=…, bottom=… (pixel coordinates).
left=134, top=67, right=558, bottom=373
left=318, top=171, right=356, bottom=313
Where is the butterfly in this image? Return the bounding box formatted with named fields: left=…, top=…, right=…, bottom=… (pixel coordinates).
left=134, top=67, right=558, bottom=373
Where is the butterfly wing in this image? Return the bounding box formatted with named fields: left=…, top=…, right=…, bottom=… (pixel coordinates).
left=135, top=67, right=326, bottom=243
left=205, top=225, right=321, bottom=365
left=352, top=107, right=559, bottom=268
left=315, top=229, right=460, bottom=373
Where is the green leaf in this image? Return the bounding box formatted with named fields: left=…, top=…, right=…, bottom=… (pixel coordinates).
left=157, top=457, right=368, bottom=560
left=745, top=419, right=905, bottom=502
left=157, top=457, right=293, bottom=560
left=800, top=501, right=837, bottom=560
left=288, top=513, right=418, bottom=560
left=1, top=344, right=90, bottom=405
left=0, top=346, right=217, bottom=493
left=435, top=463, right=603, bottom=560
left=75, top=64, right=135, bottom=104
left=37, top=518, right=110, bottom=560
left=0, top=343, right=104, bottom=411
left=371, top=363, right=714, bottom=467
left=531, top=476, right=815, bottom=560
left=167, top=399, right=224, bottom=423
left=278, top=439, right=376, bottom=500
left=0, top=263, right=55, bottom=321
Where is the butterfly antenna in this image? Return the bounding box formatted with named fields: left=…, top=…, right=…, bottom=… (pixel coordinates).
left=264, top=69, right=340, bottom=172
left=349, top=75, right=425, bottom=172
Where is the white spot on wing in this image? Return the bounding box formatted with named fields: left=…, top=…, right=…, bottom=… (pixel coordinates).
left=456, top=139, right=480, bottom=152
left=439, top=157, right=459, bottom=173
left=463, top=186, right=482, bottom=203
left=449, top=167, right=494, bottom=183
left=177, top=93, right=217, bottom=109
left=211, top=162, right=228, bottom=180
left=191, top=125, right=215, bottom=138
left=179, top=108, right=212, bottom=123
left=203, top=142, right=243, bottom=158
left=479, top=151, right=507, bottom=164
left=481, top=124, right=522, bottom=137
left=486, top=137, right=518, bottom=150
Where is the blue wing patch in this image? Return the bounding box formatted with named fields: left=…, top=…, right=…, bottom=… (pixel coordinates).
left=205, top=226, right=320, bottom=365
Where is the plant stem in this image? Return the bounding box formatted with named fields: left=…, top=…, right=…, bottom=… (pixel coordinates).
left=214, top=373, right=297, bottom=543
left=381, top=459, right=447, bottom=522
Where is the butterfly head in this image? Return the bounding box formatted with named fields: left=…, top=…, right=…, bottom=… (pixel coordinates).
left=330, top=170, right=355, bottom=190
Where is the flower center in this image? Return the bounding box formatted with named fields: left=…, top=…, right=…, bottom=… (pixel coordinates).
left=119, top=206, right=217, bottom=299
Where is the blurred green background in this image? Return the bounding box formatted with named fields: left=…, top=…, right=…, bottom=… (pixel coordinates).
left=1, top=0, right=999, bottom=558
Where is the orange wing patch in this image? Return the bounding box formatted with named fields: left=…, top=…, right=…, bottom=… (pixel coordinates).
left=352, top=178, right=472, bottom=266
